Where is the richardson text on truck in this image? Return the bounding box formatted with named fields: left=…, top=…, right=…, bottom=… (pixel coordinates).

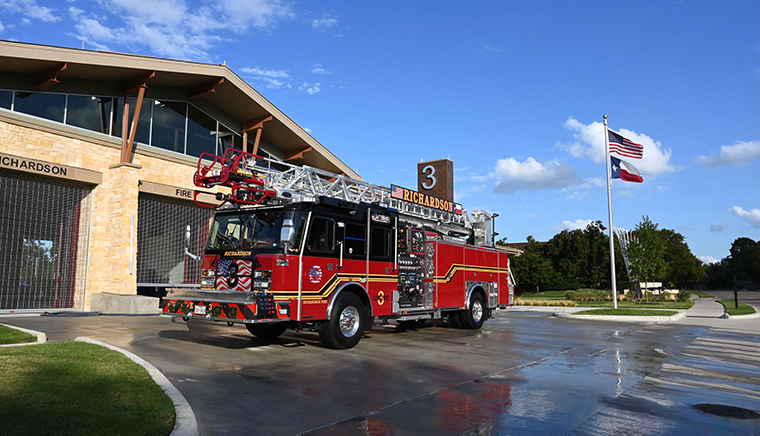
left=162, top=149, right=516, bottom=348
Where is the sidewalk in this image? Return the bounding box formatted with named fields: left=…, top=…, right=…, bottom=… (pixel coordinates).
left=683, top=297, right=725, bottom=319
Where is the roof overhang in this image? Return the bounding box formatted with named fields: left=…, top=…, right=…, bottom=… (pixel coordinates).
left=0, top=40, right=359, bottom=179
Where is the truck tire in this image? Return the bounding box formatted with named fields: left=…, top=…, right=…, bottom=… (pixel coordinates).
left=458, top=293, right=485, bottom=329
left=246, top=323, right=288, bottom=339
left=319, top=293, right=365, bottom=349
left=448, top=313, right=462, bottom=328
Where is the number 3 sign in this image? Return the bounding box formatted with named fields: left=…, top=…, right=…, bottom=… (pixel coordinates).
left=417, top=159, right=454, bottom=201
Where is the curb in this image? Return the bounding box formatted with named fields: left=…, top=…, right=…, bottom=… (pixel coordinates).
left=74, top=337, right=198, bottom=436
left=555, top=310, right=687, bottom=322
left=502, top=306, right=587, bottom=313
left=723, top=311, right=760, bottom=320
left=0, top=322, right=46, bottom=346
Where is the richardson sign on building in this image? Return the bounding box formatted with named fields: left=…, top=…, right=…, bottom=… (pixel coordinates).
left=390, top=184, right=462, bottom=215
left=0, top=152, right=102, bottom=184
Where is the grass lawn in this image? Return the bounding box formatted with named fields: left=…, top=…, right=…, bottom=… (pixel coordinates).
left=574, top=308, right=679, bottom=316
left=717, top=300, right=757, bottom=316
left=692, top=290, right=714, bottom=298
left=0, top=341, right=174, bottom=436
left=0, top=324, right=37, bottom=344
left=517, top=290, right=568, bottom=300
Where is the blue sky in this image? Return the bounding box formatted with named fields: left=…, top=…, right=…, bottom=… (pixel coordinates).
left=1, top=0, right=758, bottom=263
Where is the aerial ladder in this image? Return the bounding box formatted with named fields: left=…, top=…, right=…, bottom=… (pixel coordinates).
left=193, top=148, right=474, bottom=239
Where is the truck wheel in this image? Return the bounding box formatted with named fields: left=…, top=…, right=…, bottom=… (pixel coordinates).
left=319, top=293, right=365, bottom=349
left=246, top=323, right=288, bottom=339
left=449, top=312, right=462, bottom=328
left=458, top=293, right=485, bottom=329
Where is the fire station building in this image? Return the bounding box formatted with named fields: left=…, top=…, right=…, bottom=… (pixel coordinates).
left=0, top=40, right=358, bottom=312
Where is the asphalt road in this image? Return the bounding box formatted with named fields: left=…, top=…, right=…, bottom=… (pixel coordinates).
left=3, top=294, right=760, bottom=435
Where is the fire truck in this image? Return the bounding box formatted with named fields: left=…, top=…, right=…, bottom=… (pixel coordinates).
left=162, top=149, right=515, bottom=348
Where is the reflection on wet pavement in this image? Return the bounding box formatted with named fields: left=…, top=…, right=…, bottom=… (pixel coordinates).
left=306, top=322, right=760, bottom=436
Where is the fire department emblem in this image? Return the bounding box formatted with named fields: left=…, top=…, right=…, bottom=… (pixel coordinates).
left=308, top=265, right=323, bottom=284
left=216, top=259, right=252, bottom=291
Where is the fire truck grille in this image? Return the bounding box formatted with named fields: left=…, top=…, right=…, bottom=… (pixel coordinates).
left=256, top=293, right=277, bottom=318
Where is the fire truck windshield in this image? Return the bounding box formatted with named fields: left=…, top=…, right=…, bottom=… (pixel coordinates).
left=206, top=210, right=304, bottom=252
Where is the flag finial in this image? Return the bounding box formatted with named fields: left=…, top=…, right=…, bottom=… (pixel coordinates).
left=603, top=114, right=607, bottom=119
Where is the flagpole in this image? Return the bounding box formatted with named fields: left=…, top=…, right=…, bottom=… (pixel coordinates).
left=604, top=114, right=618, bottom=309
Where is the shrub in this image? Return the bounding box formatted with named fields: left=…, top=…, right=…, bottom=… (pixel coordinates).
left=676, top=289, right=692, bottom=302
left=565, top=289, right=611, bottom=301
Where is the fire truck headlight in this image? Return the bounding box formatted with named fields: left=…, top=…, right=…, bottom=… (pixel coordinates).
left=253, top=270, right=271, bottom=279
left=253, top=280, right=270, bottom=289
left=201, top=269, right=216, bottom=277
left=201, top=277, right=215, bottom=289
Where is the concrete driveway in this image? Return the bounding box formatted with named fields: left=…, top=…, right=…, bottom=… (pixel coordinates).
left=2, top=296, right=759, bottom=435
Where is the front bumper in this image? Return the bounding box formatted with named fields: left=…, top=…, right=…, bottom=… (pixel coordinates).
left=161, top=288, right=290, bottom=324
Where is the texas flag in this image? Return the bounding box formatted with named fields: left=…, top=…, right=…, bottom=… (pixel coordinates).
left=611, top=156, right=643, bottom=183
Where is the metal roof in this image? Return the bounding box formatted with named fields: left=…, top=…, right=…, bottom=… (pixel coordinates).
left=0, top=40, right=359, bottom=179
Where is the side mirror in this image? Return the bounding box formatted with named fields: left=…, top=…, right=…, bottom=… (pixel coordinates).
left=280, top=218, right=295, bottom=251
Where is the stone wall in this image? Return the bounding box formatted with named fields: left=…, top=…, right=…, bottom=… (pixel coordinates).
left=0, top=115, right=209, bottom=310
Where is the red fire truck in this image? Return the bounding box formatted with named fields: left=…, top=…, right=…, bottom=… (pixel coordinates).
left=162, top=149, right=515, bottom=348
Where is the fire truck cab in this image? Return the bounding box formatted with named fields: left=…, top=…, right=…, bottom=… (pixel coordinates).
left=162, top=150, right=514, bottom=348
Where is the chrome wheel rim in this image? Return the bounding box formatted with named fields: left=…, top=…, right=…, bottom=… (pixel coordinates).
left=472, top=299, right=483, bottom=323
left=339, top=305, right=360, bottom=337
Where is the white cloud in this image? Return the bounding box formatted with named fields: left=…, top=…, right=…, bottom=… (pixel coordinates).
left=699, top=256, right=719, bottom=265
left=311, top=64, right=330, bottom=74
left=477, top=157, right=579, bottom=194
left=1, top=0, right=60, bottom=22
left=240, top=66, right=292, bottom=89
left=454, top=184, right=488, bottom=201
left=311, top=14, right=338, bottom=30
left=696, top=141, right=760, bottom=169
left=0, top=21, right=4, bottom=32
left=67, top=0, right=293, bottom=61
left=730, top=206, right=760, bottom=228
left=553, top=219, right=593, bottom=232
left=560, top=117, right=679, bottom=178
left=299, top=82, right=320, bottom=95
left=476, top=42, right=503, bottom=54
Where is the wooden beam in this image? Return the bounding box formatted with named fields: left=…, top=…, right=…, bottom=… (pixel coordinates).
left=251, top=128, right=263, bottom=155
left=120, top=94, right=130, bottom=162
left=126, top=85, right=147, bottom=161
left=36, top=63, right=67, bottom=90
left=284, top=146, right=313, bottom=162
left=121, top=71, right=156, bottom=95
left=188, top=77, right=225, bottom=100
left=241, top=115, right=273, bottom=133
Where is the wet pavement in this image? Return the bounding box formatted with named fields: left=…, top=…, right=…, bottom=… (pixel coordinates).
left=2, top=294, right=759, bottom=435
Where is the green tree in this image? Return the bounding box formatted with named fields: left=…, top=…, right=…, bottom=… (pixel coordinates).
left=511, top=236, right=555, bottom=293
left=660, top=228, right=706, bottom=288
left=627, top=216, right=667, bottom=299
left=726, top=237, right=760, bottom=282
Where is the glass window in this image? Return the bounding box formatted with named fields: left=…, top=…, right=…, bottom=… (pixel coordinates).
left=307, top=217, right=335, bottom=253
left=344, top=223, right=366, bottom=257
left=112, top=97, right=151, bottom=145
left=66, top=95, right=112, bottom=134
left=186, top=105, right=216, bottom=158
left=370, top=227, right=390, bottom=260
left=0, top=90, right=11, bottom=109
left=152, top=100, right=187, bottom=153
left=13, top=92, right=65, bottom=122
left=218, top=124, right=242, bottom=155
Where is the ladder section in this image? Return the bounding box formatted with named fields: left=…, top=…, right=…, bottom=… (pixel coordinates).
left=193, top=149, right=470, bottom=231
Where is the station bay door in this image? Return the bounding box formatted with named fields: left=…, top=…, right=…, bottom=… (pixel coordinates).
left=136, top=193, right=213, bottom=295
left=0, top=170, right=92, bottom=310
